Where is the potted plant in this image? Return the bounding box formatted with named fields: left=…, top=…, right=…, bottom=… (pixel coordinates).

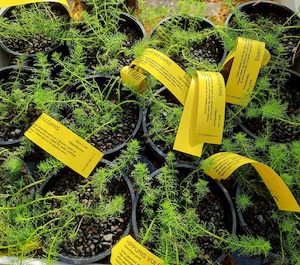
left=149, top=14, right=227, bottom=72
left=0, top=59, right=45, bottom=146
left=0, top=2, right=69, bottom=59
left=131, top=152, right=271, bottom=264
left=45, top=70, right=143, bottom=156
left=64, top=0, right=146, bottom=74
left=0, top=140, right=140, bottom=263
left=231, top=67, right=300, bottom=143
left=225, top=1, right=300, bottom=66
left=234, top=161, right=300, bottom=263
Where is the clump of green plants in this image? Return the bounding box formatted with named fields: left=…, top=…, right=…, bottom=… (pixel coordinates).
left=0, top=2, right=69, bottom=55
left=150, top=15, right=225, bottom=73
left=0, top=140, right=140, bottom=262
left=64, top=0, right=144, bottom=73
left=131, top=152, right=271, bottom=264
left=0, top=54, right=59, bottom=143
left=223, top=0, right=300, bottom=66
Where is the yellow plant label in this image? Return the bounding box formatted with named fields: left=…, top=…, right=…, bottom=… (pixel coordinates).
left=111, top=235, right=163, bottom=265
left=130, top=48, right=191, bottom=105
left=173, top=71, right=225, bottom=157
left=1, top=0, right=74, bottom=17
left=203, top=152, right=300, bottom=212
left=223, top=37, right=270, bottom=105
left=25, top=113, right=103, bottom=178
left=120, top=66, right=148, bottom=93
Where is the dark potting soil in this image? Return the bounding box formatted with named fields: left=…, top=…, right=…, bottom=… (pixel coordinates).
left=239, top=194, right=281, bottom=257
left=59, top=83, right=140, bottom=153
left=229, top=11, right=300, bottom=62
left=4, top=34, right=57, bottom=55
left=0, top=105, right=41, bottom=142
left=84, top=19, right=142, bottom=70
left=90, top=103, right=140, bottom=153
left=193, top=191, right=226, bottom=264
left=43, top=169, right=131, bottom=259
left=117, top=22, right=143, bottom=69
left=170, top=35, right=224, bottom=69
left=247, top=12, right=300, bottom=62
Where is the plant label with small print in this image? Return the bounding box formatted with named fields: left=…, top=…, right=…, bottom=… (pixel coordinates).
left=128, top=48, right=191, bottom=105
left=1, top=0, right=74, bottom=16
left=25, top=113, right=103, bottom=178
left=203, top=152, right=300, bottom=212
left=223, top=37, right=270, bottom=105
left=120, top=66, right=148, bottom=93
left=111, top=235, right=163, bottom=265
left=173, top=71, right=225, bottom=157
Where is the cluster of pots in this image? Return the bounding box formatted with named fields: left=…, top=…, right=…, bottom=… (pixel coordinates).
left=0, top=1, right=300, bottom=265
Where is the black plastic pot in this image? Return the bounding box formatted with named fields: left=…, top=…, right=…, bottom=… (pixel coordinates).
left=64, top=74, right=142, bottom=156
left=39, top=158, right=135, bottom=264
left=132, top=163, right=237, bottom=264
left=236, top=68, right=300, bottom=143
left=225, top=1, right=300, bottom=64
left=149, top=15, right=227, bottom=68
left=0, top=3, right=69, bottom=58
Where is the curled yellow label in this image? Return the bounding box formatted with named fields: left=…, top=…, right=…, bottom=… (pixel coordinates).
left=120, top=66, right=148, bottom=93
left=123, top=48, right=191, bottom=105
left=111, top=235, right=163, bottom=265
left=25, top=113, right=103, bottom=178
left=222, top=37, right=270, bottom=106
left=203, top=152, right=300, bottom=212
left=173, top=71, right=225, bottom=157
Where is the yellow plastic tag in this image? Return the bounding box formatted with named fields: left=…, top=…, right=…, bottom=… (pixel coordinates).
left=203, top=152, right=300, bottom=212
left=120, top=66, right=148, bottom=93
left=111, top=235, right=163, bottom=265
left=24, top=113, right=103, bottom=178
left=129, top=48, right=191, bottom=105
left=1, top=0, right=74, bottom=17
left=173, top=71, right=225, bottom=157
left=223, top=37, right=270, bottom=105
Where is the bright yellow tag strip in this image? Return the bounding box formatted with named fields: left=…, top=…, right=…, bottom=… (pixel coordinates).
left=120, top=66, right=148, bottom=93
left=1, top=0, right=75, bottom=17
left=223, top=37, right=271, bottom=105
left=25, top=113, right=103, bottom=178
left=173, top=71, right=225, bottom=157
left=203, top=152, right=300, bottom=212
left=111, top=235, right=163, bottom=265
left=128, top=48, right=191, bottom=105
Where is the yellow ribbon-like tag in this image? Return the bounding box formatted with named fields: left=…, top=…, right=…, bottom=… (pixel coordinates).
left=123, top=48, right=191, bottom=105
left=173, top=71, right=226, bottom=157
left=203, top=152, right=300, bottom=212
left=120, top=66, right=148, bottom=93
left=111, top=235, right=163, bottom=265
left=222, top=37, right=271, bottom=105
left=25, top=113, right=103, bottom=178
left=0, top=0, right=76, bottom=17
